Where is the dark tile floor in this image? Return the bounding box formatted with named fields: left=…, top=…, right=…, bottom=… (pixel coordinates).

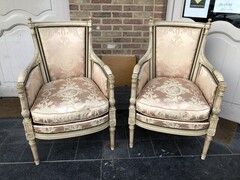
left=1, top=111, right=240, bottom=179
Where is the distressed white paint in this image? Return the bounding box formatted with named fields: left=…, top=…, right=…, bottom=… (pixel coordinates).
left=0, top=0, right=70, bottom=96
left=205, top=21, right=240, bottom=123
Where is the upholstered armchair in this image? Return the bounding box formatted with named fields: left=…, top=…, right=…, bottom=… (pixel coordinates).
left=17, top=19, right=116, bottom=165
left=128, top=19, right=226, bottom=159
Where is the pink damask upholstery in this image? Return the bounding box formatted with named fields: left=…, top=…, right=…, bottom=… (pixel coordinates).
left=136, top=77, right=210, bottom=121
left=17, top=20, right=116, bottom=165
left=156, top=27, right=201, bottom=78
left=31, top=77, right=109, bottom=125
left=34, top=115, right=108, bottom=133
left=39, top=27, right=85, bottom=80
left=129, top=20, right=226, bottom=160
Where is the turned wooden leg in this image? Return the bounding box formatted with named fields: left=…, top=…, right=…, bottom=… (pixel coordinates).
left=29, top=139, right=40, bottom=165
left=201, top=135, right=213, bottom=160
left=110, top=126, right=115, bottom=150
left=129, top=125, right=135, bottom=148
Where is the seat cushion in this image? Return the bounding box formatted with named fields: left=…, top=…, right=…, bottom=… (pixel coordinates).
left=136, top=113, right=209, bottom=130
left=136, top=77, right=210, bottom=121
left=31, top=77, right=109, bottom=125
left=34, top=115, right=109, bottom=134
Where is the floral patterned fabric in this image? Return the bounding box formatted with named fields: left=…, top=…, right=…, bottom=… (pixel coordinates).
left=39, top=27, right=85, bottom=80
left=136, top=77, right=210, bottom=121
left=136, top=113, right=209, bottom=130
left=31, top=77, right=109, bottom=125
left=137, top=62, right=149, bottom=96
left=156, top=27, right=201, bottom=78
left=34, top=115, right=108, bottom=133
left=26, top=66, right=44, bottom=108
left=196, top=66, right=217, bottom=107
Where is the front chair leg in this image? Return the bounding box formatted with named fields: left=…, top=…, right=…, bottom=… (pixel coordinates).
left=129, top=124, right=135, bottom=148
left=29, top=139, right=40, bottom=165
left=110, top=126, right=115, bottom=150
left=201, top=134, right=213, bottom=160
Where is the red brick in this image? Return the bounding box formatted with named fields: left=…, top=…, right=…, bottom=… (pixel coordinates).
left=93, top=37, right=112, bottom=43
left=132, top=49, right=147, bottom=55
left=123, top=32, right=141, bottom=37
left=94, top=49, right=112, bottom=55
left=155, top=5, right=164, bottom=12
left=70, top=0, right=90, bottom=3
left=70, top=11, right=91, bottom=18
left=143, top=32, right=149, bottom=37
left=134, top=0, right=153, bottom=4
left=93, top=25, right=112, bottom=30
left=113, top=38, right=131, bottom=42
left=154, top=12, right=163, bottom=18
left=113, top=25, right=132, bottom=31
left=102, top=5, right=122, bottom=11
left=103, top=19, right=122, bottom=24
left=102, top=43, right=122, bottom=49
left=80, top=5, right=101, bottom=11
left=134, top=26, right=149, bottom=31
left=93, top=44, right=102, bottom=48
left=92, top=18, right=101, bottom=24
left=91, top=0, right=111, bottom=3
left=155, top=0, right=165, bottom=5
left=123, top=19, right=143, bottom=24
left=92, top=12, right=111, bottom=18
left=133, top=12, right=152, bottom=18
left=92, top=31, right=101, bottom=36
left=70, top=4, right=79, bottom=10
left=145, top=6, right=153, bottom=11
left=122, top=44, right=141, bottom=48
left=124, top=6, right=143, bottom=11
left=112, top=12, right=132, bottom=18
left=112, top=0, right=133, bottom=4
left=113, top=50, right=131, bottom=54
left=132, top=38, right=149, bottom=43
left=102, top=31, right=122, bottom=37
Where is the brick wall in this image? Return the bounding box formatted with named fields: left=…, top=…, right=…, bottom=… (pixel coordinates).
left=69, top=0, right=167, bottom=59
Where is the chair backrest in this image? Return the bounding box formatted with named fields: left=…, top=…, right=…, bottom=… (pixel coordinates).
left=30, top=21, right=90, bottom=81
left=151, top=21, right=211, bottom=79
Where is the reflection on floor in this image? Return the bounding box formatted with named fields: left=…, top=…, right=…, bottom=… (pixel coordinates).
left=0, top=110, right=240, bottom=179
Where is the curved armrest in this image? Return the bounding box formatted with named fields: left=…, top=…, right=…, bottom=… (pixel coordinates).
left=195, top=54, right=226, bottom=111
left=17, top=53, right=44, bottom=110
left=90, top=52, right=114, bottom=99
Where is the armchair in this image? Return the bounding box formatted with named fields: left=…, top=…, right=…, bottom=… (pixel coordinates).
left=17, top=19, right=116, bottom=165
left=128, top=19, right=226, bottom=159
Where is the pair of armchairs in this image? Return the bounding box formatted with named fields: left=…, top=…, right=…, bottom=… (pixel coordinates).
left=17, top=18, right=225, bottom=165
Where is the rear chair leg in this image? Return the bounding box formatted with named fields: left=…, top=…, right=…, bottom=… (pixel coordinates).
left=129, top=125, right=135, bottom=148
left=29, top=139, right=40, bottom=165
left=201, top=135, right=213, bottom=160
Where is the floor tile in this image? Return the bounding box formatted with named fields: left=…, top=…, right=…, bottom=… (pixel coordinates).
left=116, top=110, right=128, bottom=126
left=103, top=126, right=127, bottom=141
left=151, top=139, right=181, bottom=157
left=0, top=161, right=101, bottom=180
left=20, top=142, right=53, bottom=162
left=129, top=140, right=155, bottom=158
left=48, top=142, right=78, bottom=161
left=102, top=140, right=129, bottom=159
left=228, top=133, right=240, bottom=153
left=0, top=143, right=27, bottom=162
left=75, top=141, right=102, bottom=160
left=102, top=156, right=240, bottom=180
left=175, top=137, right=203, bottom=156
left=78, top=130, right=104, bottom=142
left=127, top=126, right=150, bottom=141
left=198, top=136, right=232, bottom=155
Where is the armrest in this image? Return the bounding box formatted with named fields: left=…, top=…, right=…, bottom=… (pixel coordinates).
left=90, top=52, right=114, bottom=99
left=17, top=53, right=44, bottom=110
left=195, top=54, right=226, bottom=109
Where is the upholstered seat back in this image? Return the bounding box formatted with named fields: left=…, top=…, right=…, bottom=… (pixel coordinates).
left=154, top=24, right=203, bottom=79
left=36, top=26, right=86, bottom=81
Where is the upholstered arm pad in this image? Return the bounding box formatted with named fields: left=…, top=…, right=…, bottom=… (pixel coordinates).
left=17, top=54, right=44, bottom=108
left=91, top=53, right=114, bottom=98
left=195, top=57, right=226, bottom=108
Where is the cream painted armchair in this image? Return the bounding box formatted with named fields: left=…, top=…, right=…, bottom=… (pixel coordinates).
left=128, top=20, right=226, bottom=159
left=17, top=19, right=116, bottom=165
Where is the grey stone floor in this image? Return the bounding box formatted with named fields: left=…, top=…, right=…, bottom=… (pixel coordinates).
left=0, top=88, right=240, bottom=179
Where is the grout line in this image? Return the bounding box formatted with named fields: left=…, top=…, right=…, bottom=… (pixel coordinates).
left=175, top=140, right=182, bottom=156
left=148, top=131, right=156, bottom=157
left=18, top=143, right=28, bottom=162
left=100, top=160, right=103, bottom=180
left=46, top=143, right=54, bottom=161
left=74, top=140, right=80, bottom=160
